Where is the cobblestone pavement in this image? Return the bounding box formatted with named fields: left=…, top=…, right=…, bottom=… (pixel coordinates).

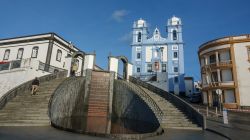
left=0, top=126, right=227, bottom=140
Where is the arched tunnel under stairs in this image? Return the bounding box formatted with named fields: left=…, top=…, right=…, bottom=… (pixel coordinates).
left=117, top=80, right=201, bottom=130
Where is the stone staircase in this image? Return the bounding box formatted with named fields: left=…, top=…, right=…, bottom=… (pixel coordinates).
left=120, top=80, right=201, bottom=130
left=0, top=78, right=65, bottom=126
left=86, top=71, right=111, bottom=133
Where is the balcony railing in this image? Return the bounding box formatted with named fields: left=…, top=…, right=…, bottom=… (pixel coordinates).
left=201, top=60, right=232, bottom=73
left=202, top=81, right=235, bottom=89
left=38, top=61, right=66, bottom=74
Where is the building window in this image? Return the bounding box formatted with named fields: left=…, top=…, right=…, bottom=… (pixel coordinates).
left=31, top=46, right=39, bottom=58
left=211, top=71, right=218, bottom=82
left=174, top=76, right=179, bottom=83
left=162, top=64, right=166, bottom=72
left=136, top=47, right=141, bottom=51
left=173, top=30, right=177, bottom=40
left=138, top=32, right=141, bottom=42
left=16, top=48, right=24, bottom=59
left=56, top=49, right=62, bottom=62
left=209, top=54, right=216, bottom=64
left=3, top=49, right=10, bottom=60
left=172, top=45, right=178, bottom=50
left=137, top=52, right=141, bottom=59
left=173, top=52, right=178, bottom=59
left=137, top=67, right=140, bottom=73
left=174, top=67, right=178, bottom=72
left=147, top=64, right=152, bottom=72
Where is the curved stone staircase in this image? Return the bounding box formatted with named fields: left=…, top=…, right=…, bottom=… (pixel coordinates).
left=119, top=80, right=201, bottom=130
left=0, top=78, right=65, bottom=126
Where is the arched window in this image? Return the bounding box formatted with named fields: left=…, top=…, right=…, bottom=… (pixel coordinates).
left=31, top=46, right=39, bottom=58
left=173, top=30, right=177, bottom=40
left=56, top=49, right=62, bottom=62
left=138, top=32, right=142, bottom=42
left=3, top=49, right=10, bottom=60
left=17, top=48, right=24, bottom=59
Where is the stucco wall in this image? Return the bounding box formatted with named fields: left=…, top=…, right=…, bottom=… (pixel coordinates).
left=0, top=40, right=49, bottom=63
left=233, top=42, right=250, bottom=106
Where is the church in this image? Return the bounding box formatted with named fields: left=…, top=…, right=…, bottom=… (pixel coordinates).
left=131, top=16, right=185, bottom=94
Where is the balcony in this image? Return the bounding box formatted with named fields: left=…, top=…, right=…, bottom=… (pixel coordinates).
left=202, top=81, right=235, bottom=90
left=201, top=60, right=232, bottom=73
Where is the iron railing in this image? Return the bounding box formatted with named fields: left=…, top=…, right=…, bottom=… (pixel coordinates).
left=38, top=61, right=66, bottom=74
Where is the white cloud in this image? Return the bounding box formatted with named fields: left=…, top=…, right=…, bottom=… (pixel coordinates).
left=119, top=31, right=132, bottom=42
left=111, top=10, right=129, bottom=22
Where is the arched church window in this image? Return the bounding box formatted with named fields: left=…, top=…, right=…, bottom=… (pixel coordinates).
left=31, top=46, right=39, bottom=58
left=138, top=32, right=142, bottom=42
left=173, top=30, right=177, bottom=40
left=56, top=49, right=62, bottom=62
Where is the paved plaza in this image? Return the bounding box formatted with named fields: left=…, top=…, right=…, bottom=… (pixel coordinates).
left=0, top=126, right=227, bottom=140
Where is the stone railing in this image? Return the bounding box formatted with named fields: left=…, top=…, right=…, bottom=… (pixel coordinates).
left=117, top=80, right=163, bottom=123
left=129, top=76, right=206, bottom=129
left=0, top=70, right=67, bottom=110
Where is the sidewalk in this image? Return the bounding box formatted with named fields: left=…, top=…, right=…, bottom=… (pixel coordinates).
left=206, top=118, right=250, bottom=140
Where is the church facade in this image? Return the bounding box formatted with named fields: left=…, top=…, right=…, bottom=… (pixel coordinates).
left=131, top=16, right=185, bottom=94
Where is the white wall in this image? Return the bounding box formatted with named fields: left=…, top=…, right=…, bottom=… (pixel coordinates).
left=0, top=41, right=49, bottom=63
left=145, top=46, right=152, bottom=62
left=184, top=79, right=193, bottom=97
left=109, top=57, right=118, bottom=79
left=233, top=42, right=250, bottom=106
left=127, top=63, right=133, bottom=80
left=84, top=54, right=95, bottom=70
left=50, top=42, right=70, bottom=69
left=0, top=59, right=50, bottom=98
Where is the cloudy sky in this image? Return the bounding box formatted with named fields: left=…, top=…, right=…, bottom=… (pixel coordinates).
left=0, top=0, right=250, bottom=80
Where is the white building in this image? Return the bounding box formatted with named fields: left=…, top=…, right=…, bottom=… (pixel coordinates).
left=0, top=33, right=96, bottom=98
left=198, top=34, right=250, bottom=109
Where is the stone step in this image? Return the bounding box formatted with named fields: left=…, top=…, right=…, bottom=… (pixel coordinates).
left=0, top=122, right=50, bottom=126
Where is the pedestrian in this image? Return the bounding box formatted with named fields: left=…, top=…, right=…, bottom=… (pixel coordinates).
left=31, top=77, right=40, bottom=95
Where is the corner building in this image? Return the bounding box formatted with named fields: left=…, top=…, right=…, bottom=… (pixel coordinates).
left=198, top=35, right=250, bottom=109
left=131, top=16, right=185, bottom=94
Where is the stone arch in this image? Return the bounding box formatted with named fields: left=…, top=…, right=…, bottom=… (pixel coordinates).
left=71, top=51, right=85, bottom=76
left=116, top=56, right=128, bottom=79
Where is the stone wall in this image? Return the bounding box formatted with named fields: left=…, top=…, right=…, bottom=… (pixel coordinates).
left=112, top=80, right=160, bottom=133
left=49, top=77, right=86, bottom=132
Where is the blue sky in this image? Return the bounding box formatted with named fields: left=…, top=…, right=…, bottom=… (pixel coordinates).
left=1, top=0, right=250, bottom=80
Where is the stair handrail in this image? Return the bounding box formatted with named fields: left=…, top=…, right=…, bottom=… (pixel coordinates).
left=129, top=76, right=206, bottom=129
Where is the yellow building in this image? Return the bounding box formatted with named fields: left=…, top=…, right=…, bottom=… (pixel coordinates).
left=198, top=35, right=250, bottom=109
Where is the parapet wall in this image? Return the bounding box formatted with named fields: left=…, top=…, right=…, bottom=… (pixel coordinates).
left=112, top=80, right=160, bottom=133
left=49, top=77, right=86, bottom=132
